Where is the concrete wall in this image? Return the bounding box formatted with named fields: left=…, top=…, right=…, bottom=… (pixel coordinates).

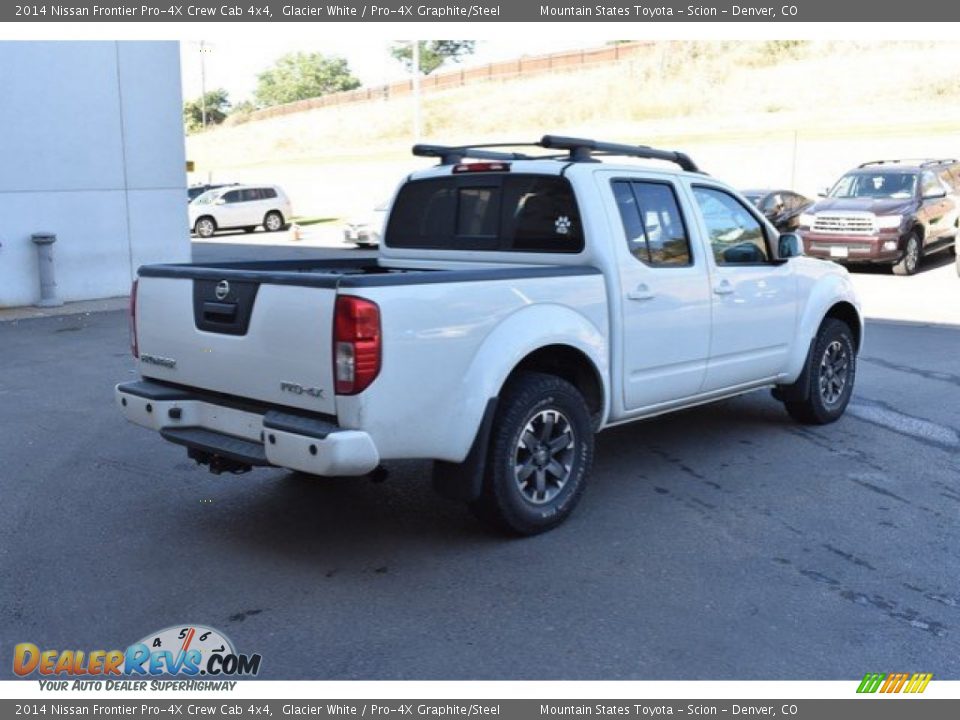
left=0, top=41, right=188, bottom=308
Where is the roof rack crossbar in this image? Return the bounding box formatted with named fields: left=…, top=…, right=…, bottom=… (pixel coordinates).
left=412, top=142, right=542, bottom=165
left=412, top=136, right=703, bottom=173
left=539, top=134, right=701, bottom=172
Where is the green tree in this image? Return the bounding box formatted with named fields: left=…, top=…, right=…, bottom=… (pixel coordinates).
left=254, top=52, right=360, bottom=107
left=390, top=41, right=476, bottom=75
left=230, top=99, right=258, bottom=116
left=183, top=88, right=230, bottom=132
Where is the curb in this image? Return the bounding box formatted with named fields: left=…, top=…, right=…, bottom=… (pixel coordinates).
left=0, top=296, right=129, bottom=323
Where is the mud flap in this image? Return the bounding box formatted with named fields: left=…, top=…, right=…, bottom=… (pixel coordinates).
left=772, top=336, right=816, bottom=402
left=432, top=398, right=498, bottom=502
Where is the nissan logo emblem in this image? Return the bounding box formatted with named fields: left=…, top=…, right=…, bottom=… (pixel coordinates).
left=215, top=280, right=230, bottom=301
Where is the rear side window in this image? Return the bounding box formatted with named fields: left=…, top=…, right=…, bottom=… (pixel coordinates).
left=386, top=174, right=583, bottom=253
left=239, top=188, right=262, bottom=202
left=261, top=187, right=278, bottom=199
left=612, top=180, right=691, bottom=266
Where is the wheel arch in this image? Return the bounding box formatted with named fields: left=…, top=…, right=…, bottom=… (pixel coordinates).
left=459, top=304, right=609, bottom=446
left=784, top=272, right=863, bottom=384
left=433, top=305, right=608, bottom=503
left=193, top=214, right=217, bottom=231
left=506, top=344, right=605, bottom=425
left=823, top=300, right=862, bottom=352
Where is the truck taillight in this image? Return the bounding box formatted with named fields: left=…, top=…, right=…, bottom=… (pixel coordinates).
left=334, top=296, right=381, bottom=395
left=129, top=279, right=139, bottom=359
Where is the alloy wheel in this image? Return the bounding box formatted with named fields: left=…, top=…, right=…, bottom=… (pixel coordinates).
left=905, top=237, right=919, bottom=273
left=819, top=340, right=849, bottom=406
left=196, top=219, right=214, bottom=237
left=513, top=409, right=576, bottom=505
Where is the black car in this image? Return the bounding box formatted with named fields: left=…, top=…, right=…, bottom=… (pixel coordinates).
left=187, top=183, right=238, bottom=203
left=741, top=188, right=813, bottom=232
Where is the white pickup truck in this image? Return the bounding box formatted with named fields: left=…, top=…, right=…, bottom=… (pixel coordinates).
left=117, top=136, right=862, bottom=535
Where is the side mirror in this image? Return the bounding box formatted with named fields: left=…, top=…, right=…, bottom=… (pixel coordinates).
left=778, top=232, right=804, bottom=259
left=722, top=242, right=766, bottom=264
left=923, top=188, right=947, bottom=200
left=817, top=187, right=830, bottom=198
left=214, top=198, right=226, bottom=205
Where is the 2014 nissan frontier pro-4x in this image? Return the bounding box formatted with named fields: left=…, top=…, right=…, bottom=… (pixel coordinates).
left=116, top=135, right=863, bottom=535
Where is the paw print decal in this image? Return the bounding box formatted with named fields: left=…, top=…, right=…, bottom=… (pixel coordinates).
left=555, top=215, right=572, bottom=235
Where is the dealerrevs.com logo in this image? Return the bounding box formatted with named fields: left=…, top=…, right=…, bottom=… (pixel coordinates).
left=13, top=625, right=261, bottom=688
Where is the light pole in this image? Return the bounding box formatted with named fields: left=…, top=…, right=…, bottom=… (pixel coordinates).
left=412, top=40, right=421, bottom=142
left=200, top=39, right=208, bottom=129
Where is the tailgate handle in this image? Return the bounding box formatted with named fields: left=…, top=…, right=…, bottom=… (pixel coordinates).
left=202, top=301, right=237, bottom=323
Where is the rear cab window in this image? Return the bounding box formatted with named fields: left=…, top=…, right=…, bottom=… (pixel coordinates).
left=611, top=179, right=692, bottom=266
left=385, top=174, right=583, bottom=253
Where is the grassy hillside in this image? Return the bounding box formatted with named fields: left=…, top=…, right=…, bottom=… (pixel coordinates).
left=185, top=41, right=960, bottom=217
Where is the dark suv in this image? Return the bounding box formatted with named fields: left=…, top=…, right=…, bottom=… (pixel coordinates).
left=798, top=159, right=960, bottom=275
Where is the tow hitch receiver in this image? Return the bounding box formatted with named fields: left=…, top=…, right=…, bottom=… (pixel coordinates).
left=188, top=448, right=254, bottom=475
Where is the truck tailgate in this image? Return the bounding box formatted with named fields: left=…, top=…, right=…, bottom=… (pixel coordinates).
left=134, top=275, right=337, bottom=416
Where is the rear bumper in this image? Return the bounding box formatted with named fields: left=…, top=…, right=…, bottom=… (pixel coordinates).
left=115, top=380, right=379, bottom=476
left=800, top=231, right=903, bottom=263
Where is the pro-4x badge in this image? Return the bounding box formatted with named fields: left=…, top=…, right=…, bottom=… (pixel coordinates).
left=280, top=381, right=325, bottom=399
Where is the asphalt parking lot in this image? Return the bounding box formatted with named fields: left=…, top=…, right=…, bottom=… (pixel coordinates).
left=1, top=247, right=959, bottom=681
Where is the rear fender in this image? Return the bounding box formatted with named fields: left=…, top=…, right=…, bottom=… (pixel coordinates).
left=453, top=304, right=608, bottom=459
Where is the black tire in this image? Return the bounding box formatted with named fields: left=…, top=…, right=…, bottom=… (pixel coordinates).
left=470, top=372, right=594, bottom=536
left=892, top=231, right=921, bottom=276
left=243, top=226, right=256, bottom=233
left=264, top=211, right=284, bottom=232
left=194, top=216, right=216, bottom=239
left=784, top=318, right=857, bottom=425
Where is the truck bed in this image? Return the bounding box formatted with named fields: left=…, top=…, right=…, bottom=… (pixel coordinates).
left=131, top=258, right=603, bottom=420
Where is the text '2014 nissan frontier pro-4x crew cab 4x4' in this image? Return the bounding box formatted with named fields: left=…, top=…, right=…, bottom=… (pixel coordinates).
left=117, top=136, right=863, bottom=535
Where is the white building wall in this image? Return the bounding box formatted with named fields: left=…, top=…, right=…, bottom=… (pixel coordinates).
left=0, top=41, right=188, bottom=308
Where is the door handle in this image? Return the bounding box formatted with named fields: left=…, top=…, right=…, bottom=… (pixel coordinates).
left=627, top=283, right=655, bottom=301
left=713, top=280, right=734, bottom=295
